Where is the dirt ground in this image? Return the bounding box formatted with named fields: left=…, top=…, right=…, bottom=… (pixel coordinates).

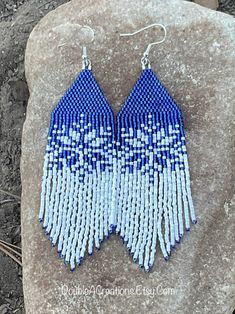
left=0, top=1, right=70, bottom=313
left=0, top=0, right=234, bottom=313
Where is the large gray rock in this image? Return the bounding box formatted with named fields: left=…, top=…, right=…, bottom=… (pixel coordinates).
left=21, top=0, right=235, bottom=313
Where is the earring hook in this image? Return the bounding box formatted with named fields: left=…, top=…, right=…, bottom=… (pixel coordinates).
left=81, top=25, right=95, bottom=70
left=120, top=23, right=167, bottom=69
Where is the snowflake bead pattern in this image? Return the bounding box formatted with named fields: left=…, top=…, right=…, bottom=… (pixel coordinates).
left=39, top=69, right=116, bottom=271
left=39, top=67, right=196, bottom=272
left=115, top=69, right=197, bottom=271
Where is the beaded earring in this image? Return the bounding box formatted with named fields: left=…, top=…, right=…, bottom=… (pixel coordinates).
left=114, top=24, right=197, bottom=271
left=38, top=28, right=116, bottom=271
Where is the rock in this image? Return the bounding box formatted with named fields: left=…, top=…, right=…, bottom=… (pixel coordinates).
left=21, top=0, right=235, bottom=313
left=194, top=0, right=219, bottom=10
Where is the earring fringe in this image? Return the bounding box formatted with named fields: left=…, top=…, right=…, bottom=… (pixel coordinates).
left=114, top=69, right=197, bottom=271
left=39, top=69, right=115, bottom=270
left=39, top=67, right=196, bottom=272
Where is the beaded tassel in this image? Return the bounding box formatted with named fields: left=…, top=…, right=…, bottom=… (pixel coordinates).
left=39, top=69, right=115, bottom=270
left=115, top=69, right=197, bottom=271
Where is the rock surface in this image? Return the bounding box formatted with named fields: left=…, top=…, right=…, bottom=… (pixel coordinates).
left=194, top=0, right=219, bottom=10
left=21, top=0, right=235, bottom=313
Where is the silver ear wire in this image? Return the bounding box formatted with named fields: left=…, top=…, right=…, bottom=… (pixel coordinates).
left=82, top=46, right=92, bottom=70
left=81, top=26, right=95, bottom=70
left=120, top=23, right=167, bottom=69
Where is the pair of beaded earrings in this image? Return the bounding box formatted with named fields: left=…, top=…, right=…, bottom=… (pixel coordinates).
left=39, top=23, right=197, bottom=272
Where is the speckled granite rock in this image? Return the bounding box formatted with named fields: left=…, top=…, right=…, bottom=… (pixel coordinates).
left=194, top=0, right=219, bottom=10
left=21, top=0, right=235, bottom=313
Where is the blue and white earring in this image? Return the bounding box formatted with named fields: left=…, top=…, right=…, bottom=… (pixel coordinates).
left=115, top=24, right=197, bottom=271
left=38, top=26, right=116, bottom=270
